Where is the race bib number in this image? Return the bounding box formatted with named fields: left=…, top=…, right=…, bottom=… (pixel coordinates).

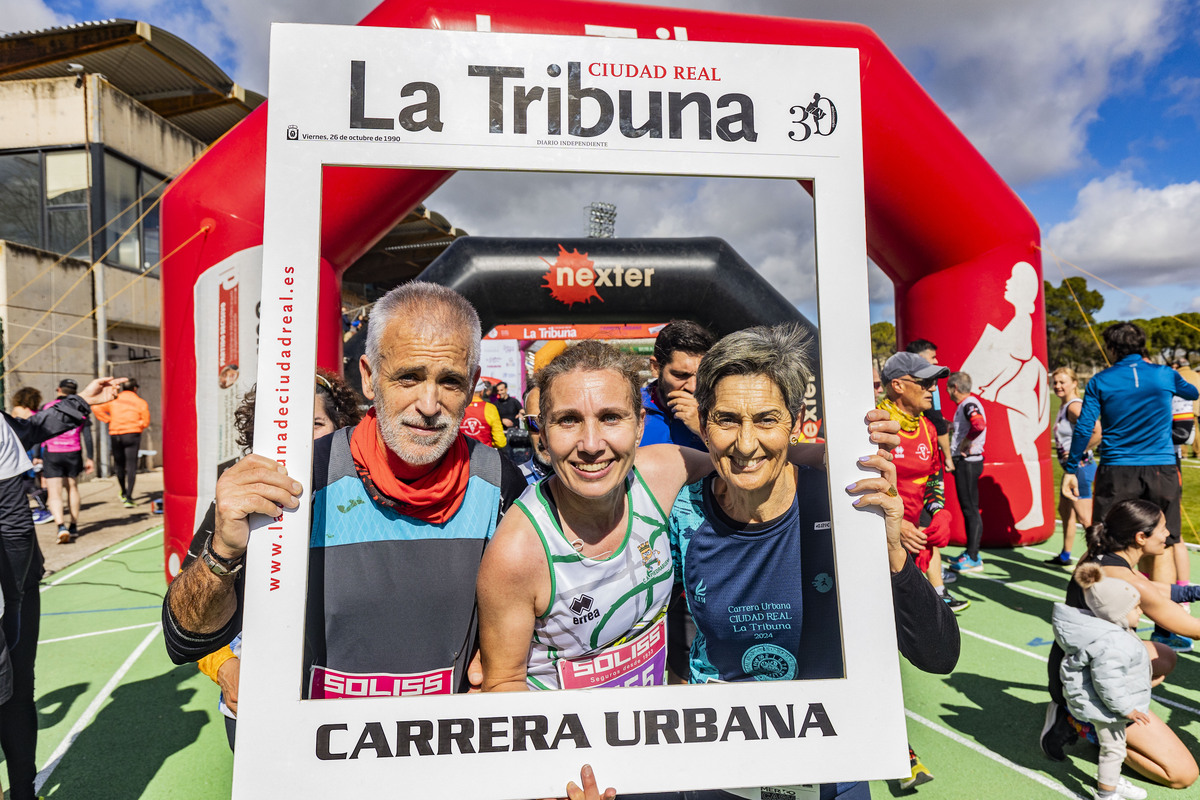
left=556, top=616, right=667, bottom=690
left=308, top=665, right=454, bottom=699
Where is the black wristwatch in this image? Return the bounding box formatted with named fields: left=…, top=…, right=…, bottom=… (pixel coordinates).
left=202, top=534, right=245, bottom=577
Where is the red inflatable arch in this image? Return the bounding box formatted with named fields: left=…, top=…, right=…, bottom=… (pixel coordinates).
left=160, top=0, right=1050, bottom=579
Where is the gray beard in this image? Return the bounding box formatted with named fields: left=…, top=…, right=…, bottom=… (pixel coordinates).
left=376, top=405, right=461, bottom=466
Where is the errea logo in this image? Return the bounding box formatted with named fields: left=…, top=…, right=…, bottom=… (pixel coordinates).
left=569, top=594, right=600, bottom=625
left=540, top=245, right=656, bottom=307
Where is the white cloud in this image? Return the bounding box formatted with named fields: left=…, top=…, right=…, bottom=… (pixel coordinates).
left=638, top=0, right=1180, bottom=184
left=0, top=0, right=71, bottom=34
left=1044, top=172, right=1200, bottom=288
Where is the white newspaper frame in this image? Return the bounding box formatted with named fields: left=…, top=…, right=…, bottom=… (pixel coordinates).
left=242, top=23, right=904, bottom=799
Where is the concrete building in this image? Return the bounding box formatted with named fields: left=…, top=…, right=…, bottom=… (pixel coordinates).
left=0, top=20, right=264, bottom=468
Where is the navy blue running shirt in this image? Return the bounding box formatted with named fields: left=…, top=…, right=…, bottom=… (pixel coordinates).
left=668, top=466, right=843, bottom=683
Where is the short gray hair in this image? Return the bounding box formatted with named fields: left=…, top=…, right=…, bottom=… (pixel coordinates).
left=947, top=371, right=972, bottom=394
left=365, top=282, right=481, bottom=374
left=695, top=324, right=813, bottom=426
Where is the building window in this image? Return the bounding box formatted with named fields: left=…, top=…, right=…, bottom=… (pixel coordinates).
left=103, top=154, right=163, bottom=272
left=46, top=151, right=90, bottom=256
left=0, top=152, right=42, bottom=247
left=0, top=149, right=163, bottom=269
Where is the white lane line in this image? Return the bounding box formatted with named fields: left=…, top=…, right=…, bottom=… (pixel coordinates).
left=961, top=628, right=1047, bottom=663
left=39, top=621, right=159, bottom=644
left=958, top=626, right=1199, bottom=717
left=40, top=527, right=163, bottom=592
left=33, top=625, right=161, bottom=792
left=960, top=571, right=1064, bottom=602
left=904, top=709, right=1086, bottom=799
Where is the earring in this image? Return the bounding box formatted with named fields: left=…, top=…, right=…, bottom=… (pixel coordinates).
left=789, top=435, right=801, bottom=445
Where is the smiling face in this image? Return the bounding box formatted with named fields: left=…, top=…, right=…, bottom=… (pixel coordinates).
left=1051, top=371, right=1077, bottom=399
left=703, top=374, right=799, bottom=497
left=541, top=368, right=644, bottom=502
left=359, top=313, right=477, bottom=465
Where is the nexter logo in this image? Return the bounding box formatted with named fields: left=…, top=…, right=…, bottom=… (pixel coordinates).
left=540, top=245, right=656, bottom=307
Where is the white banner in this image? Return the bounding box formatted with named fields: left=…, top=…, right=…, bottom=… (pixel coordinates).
left=240, top=23, right=897, bottom=799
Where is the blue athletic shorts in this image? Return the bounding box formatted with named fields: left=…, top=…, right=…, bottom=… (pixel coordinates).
left=1074, top=460, right=1097, bottom=500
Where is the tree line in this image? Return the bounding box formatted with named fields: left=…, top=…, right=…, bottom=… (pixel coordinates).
left=869, top=277, right=1199, bottom=374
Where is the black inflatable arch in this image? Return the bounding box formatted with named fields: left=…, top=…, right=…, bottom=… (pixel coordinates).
left=421, top=236, right=815, bottom=337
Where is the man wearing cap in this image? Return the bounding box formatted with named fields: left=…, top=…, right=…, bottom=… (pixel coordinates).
left=93, top=378, right=151, bottom=508
left=37, top=379, right=94, bottom=544
left=878, top=353, right=968, bottom=613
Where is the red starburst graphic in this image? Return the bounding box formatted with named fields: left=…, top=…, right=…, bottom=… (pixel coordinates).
left=541, top=245, right=604, bottom=307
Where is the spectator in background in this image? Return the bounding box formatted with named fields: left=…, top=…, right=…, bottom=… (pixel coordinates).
left=1175, top=356, right=1200, bottom=458
left=906, top=340, right=954, bottom=467
left=878, top=352, right=967, bottom=612
left=1062, top=322, right=1199, bottom=652
left=1, top=377, right=123, bottom=800
left=1049, top=367, right=1100, bottom=567
left=491, top=382, right=523, bottom=430
left=93, top=379, right=151, bottom=509
left=9, top=390, right=49, bottom=527
left=947, top=372, right=987, bottom=574
left=516, top=384, right=551, bottom=486
left=39, top=380, right=94, bottom=544
left=459, top=381, right=507, bottom=449
left=641, top=320, right=716, bottom=451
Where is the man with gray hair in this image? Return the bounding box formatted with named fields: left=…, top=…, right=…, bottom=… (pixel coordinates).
left=946, top=372, right=987, bottom=574
left=162, top=282, right=527, bottom=698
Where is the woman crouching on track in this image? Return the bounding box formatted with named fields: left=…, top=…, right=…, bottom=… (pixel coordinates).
left=1042, top=499, right=1199, bottom=787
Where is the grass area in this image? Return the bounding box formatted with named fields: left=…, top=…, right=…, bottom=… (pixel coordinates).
left=1047, top=394, right=1200, bottom=544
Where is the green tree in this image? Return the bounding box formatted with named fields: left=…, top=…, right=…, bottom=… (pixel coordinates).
left=1044, top=277, right=1105, bottom=369
left=870, top=321, right=896, bottom=367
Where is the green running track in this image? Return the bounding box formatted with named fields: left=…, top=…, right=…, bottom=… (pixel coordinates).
left=15, top=525, right=1200, bottom=799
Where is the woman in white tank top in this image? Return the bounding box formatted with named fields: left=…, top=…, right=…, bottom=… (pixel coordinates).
left=1049, top=367, right=1100, bottom=566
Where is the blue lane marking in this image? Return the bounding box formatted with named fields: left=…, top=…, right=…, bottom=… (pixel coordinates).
left=42, top=605, right=160, bottom=616
left=1027, top=637, right=1053, bottom=647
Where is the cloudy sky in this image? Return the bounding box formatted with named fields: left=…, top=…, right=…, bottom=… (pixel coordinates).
left=7, top=0, right=1199, bottom=325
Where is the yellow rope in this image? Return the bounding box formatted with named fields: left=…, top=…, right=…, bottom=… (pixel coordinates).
left=4, top=174, right=171, bottom=304
left=4, top=195, right=164, bottom=358
left=1043, top=245, right=1110, bottom=367
left=1036, top=244, right=1200, bottom=337
left=0, top=226, right=209, bottom=381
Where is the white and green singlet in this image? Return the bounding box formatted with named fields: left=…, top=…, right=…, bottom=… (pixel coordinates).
left=518, top=468, right=673, bottom=691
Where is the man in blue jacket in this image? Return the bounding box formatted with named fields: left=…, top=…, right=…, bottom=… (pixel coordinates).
left=639, top=320, right=715, bottom=451
left=1062, top=322, right=1199, bottom=650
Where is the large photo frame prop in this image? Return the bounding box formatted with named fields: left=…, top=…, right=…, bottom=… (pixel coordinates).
left=242, top=23, right=901, bottom=799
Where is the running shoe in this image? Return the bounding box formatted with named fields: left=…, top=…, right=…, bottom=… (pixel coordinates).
left=1043, top=552, right=1072, bottom=566
left=31, top=509, right=53, bottom=525
left=899, top=747, right=933, bottom=790
left=941, top=589, right=970, bottom=612
left=56, top=525, right=71, bottom=545
left=68, top=522, right=78, bottom=541
left=1115, top=776, right=1147, bottom=800
left=949, top=553, right=984, bottom=573
left=940, top=568, right=957, bottom=585
left=1039, top=702, right=1073, bottom=761
left=1150, top=631, right=1193, bottom=652
left=118, top=492, right=127, bottom=504
left=123, top=498, right=135, bottom=509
